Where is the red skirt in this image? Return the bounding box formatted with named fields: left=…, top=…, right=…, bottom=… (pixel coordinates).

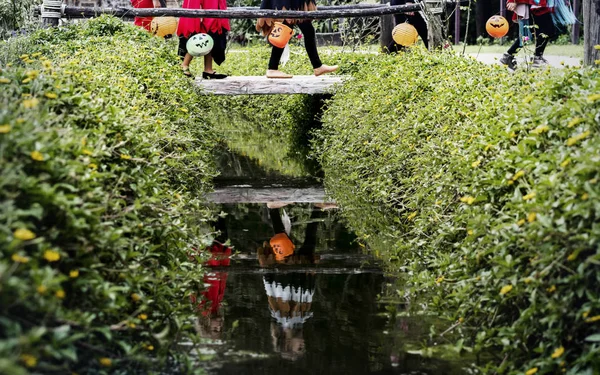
left=131, top=0, right=154, bottom=31
left=176, top=0, right=230, bottom=37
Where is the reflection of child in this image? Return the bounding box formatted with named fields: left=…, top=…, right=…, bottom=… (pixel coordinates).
left=257, top=204, right=322, bottom=266
left=255, top=0, right=338, bottom=78
left=192, top=217, right=232, bottom=340
left=176, top=0, right=230, bottom=79
left=257, top=203, right=330, bottom=360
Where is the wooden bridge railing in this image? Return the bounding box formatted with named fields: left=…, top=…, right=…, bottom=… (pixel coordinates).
left=40, top=0, right=463, bottom=49
left=42, top=2, right=436, bottom=21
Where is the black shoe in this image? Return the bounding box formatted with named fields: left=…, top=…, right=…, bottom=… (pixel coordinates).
left=202, top=71, right=228, bottom=79
left=499, top=53, right=517, bottom=71
left=531, top=55, right=550, bottom=68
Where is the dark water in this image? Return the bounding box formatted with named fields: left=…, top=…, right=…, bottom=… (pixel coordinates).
left=191, top=143, right=475, bottom=374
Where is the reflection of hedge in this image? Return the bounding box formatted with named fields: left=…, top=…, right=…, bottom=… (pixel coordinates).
left=317, top=49, right=600, bottom=373
left=0, top=16, right=215, bottom=374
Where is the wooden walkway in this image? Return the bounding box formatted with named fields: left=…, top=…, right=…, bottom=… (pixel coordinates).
left=195, top=75, right=346, bottom=95
left=206, top=186, right=335, bottom=203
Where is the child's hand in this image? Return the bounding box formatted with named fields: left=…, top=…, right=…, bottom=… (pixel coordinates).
left=506, top=2, right=516, bottom=11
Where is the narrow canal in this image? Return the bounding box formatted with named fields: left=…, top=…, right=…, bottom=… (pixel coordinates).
left=191, top=107, right=476, bottom=374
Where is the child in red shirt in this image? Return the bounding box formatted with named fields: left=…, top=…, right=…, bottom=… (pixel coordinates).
left=176, top=0, right=230, bottom=79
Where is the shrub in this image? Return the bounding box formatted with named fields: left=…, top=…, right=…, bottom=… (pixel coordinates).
left=316, top=48, right=600, bottom=374
left=0, top=16, right=217, bottom=374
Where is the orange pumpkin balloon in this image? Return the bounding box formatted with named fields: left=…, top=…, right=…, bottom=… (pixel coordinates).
left=392, top=23, right=419, bottom=47
left=486, top=15, right=509, bottom=38
left=268, top=22, right=294, bottom=48
left=150, top=17, right=178, bottom=38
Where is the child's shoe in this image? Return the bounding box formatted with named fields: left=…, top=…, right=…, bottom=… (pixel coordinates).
left=499, top=53, right=517, bottom=71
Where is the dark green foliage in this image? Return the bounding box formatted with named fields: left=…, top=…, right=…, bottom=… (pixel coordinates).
left=0, top=16, right=216, bottom=374
left=316, top=48, right=600, bottom=374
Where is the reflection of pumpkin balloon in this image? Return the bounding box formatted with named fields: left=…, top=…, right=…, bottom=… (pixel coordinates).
left=268, top=22, right=294, bottom=48
left=270, top=233, right=295, bottom=261
left=486, top=15, right=509, bottom=38
left=186, top=33, right=214, bottom=57
left=392, top=23, right=419, bottom=47
left=150, top=17, right=178, bottom=38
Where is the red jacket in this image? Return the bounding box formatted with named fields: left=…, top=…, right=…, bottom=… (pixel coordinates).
left=506, top=0, right=553, bottom=18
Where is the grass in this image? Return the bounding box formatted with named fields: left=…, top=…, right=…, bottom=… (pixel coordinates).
left=454, top=43, right=584, bottom=58
left=228, top=42, right=584, bottom=58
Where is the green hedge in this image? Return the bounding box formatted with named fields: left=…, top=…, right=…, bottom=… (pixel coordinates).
left=317, top=49, right=600, bottom=374
left=0, top=16, right=216, bottom=374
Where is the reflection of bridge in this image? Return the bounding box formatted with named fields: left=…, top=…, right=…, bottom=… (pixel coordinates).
left=207, top=185, right=335, bottom=204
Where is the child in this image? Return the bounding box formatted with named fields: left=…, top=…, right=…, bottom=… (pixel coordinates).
left=500, top=0, right=575, bottom=69
left=131, top=0, right=160, bottom=31
left=256, top=0, right=338, bottom=78
left=176, top=0, right=230, bottom=79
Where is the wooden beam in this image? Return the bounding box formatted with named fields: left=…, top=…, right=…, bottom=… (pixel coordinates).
left=206, top=186, right=335, bottom=203
left=379, top=0, right=394, bottom=50
left=236, top=4, right=389, bottom=10
left=60, top=3, right=429, bottom=19
left=583, top=0, right=600, bottom=66
left=195, top=75, right=346, bottom=95
left=41, top=0, right=61, bottom=27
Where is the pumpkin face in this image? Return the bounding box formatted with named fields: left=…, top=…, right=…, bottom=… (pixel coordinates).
left=186, top=33, right=214, bottom=57
left=486, top=15, right=509, bottom=38
left=392, top=23, right=419, bottom=47
left=150, top=17, right=178, bottom=38
left=268, top=22, right=293, bottom=48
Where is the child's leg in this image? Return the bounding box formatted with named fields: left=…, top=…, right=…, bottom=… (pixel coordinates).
left=202, top=53, right=228, bottom=78
left=204, top=54, right=214, bottom=73
left=296, top=21, right=322, bottom=69
left=267, top=35, right=293, bottom=78
left=268, top=45, right=286, bottom=70
left=178, top=36, right=188, bottom=60
left=506, top=37, right=522, bottom=56
left=179, top=35, right=194, bottom=75
left=532, top=12, right=555, bottom=57
left=409, top=13, right=429, bottom=49
left=183, top=53, right=193, bottom=68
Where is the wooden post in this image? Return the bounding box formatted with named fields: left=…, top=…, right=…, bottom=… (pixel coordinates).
left=454, top=2, right=460, bottom=45
left=41, top=0, right=62, bottom=27
left=424, top=0, right=444, bottom=49
left=583, top=0, right=600, bottom=66
left=380, top=1, right=394, bottom=50
left=571, top=0, right=581, bottom=44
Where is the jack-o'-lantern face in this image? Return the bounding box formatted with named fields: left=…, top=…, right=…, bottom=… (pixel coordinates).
left=486, top=15, right=509, bottom=38
left=268, top=22, right=293, bottom=48
left=270, top=25, right=283, bottom=38
left=186, top=33, right=214, bottom=57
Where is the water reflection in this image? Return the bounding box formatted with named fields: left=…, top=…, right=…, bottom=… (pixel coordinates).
left=191, top=203, right=475, bottom=374
left=193, top=216, right=231, bottom=341
left=259, top=203, right=325, bottom=362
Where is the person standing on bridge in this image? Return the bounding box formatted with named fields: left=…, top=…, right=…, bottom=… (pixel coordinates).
left=177, top=0, right=230, bottom=79
left=255, top=0, right=338, bottom=78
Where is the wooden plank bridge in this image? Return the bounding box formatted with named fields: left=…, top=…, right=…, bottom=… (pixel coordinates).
left=195, top=75, right=346, bottom=95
